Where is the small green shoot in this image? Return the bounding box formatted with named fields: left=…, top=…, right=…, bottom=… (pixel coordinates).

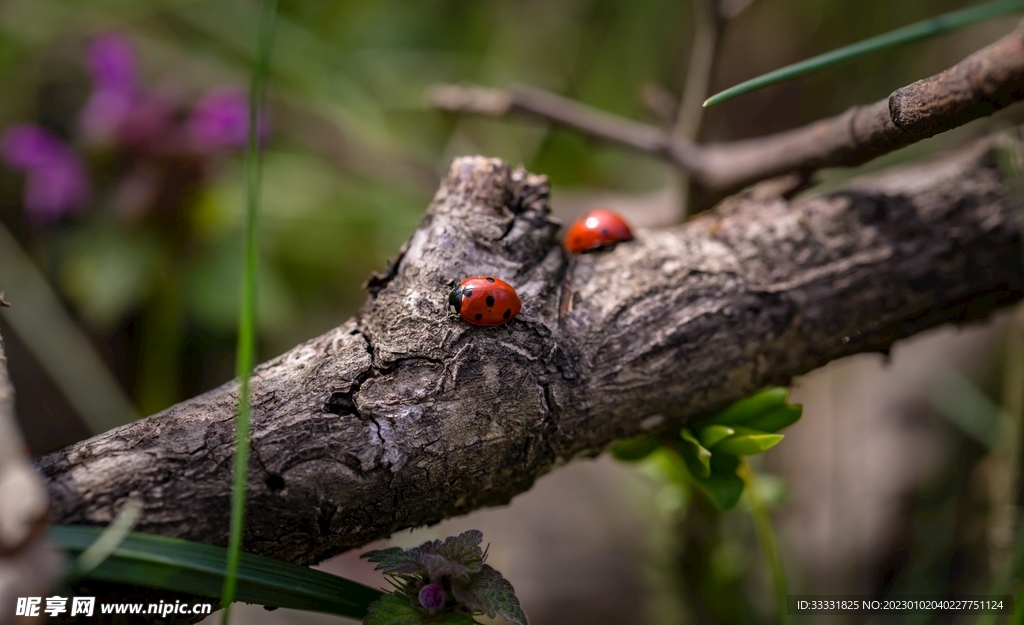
left=610, top=434, right=662, bottom=462
left=679, top=429, right=713, bottom=478
left=697, top=424, right=735, bottom=449
left=710, top=427, right=784, bottom=457
left=611, top=387, right=802, bottom=511
left=704, top=0, right=1024, bottom=107
left=706, top=387, right=788, bottom=426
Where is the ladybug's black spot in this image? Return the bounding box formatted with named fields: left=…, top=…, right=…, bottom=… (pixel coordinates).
left=601, top=228, right=609, bottom=236
left=475, top=313, right=483, bottom=321
left=485, top=277, right=495, bottom=283
left=464, top=288, right=473, bottom=297
left=503, top=308, right=512, bottom=319
left=486, top=295, right=495, bottom=307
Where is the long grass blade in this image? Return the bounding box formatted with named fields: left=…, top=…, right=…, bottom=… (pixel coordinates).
left=704, top=0, right=1024, bottom=107
left=52, top=526, right=382, bottom=618
left=221, top=0, right=279, bottom=622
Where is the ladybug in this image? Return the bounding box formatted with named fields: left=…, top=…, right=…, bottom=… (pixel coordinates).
left=564, top=208, right=633, bottom=254
left=447, top=276, right=522, bottom=326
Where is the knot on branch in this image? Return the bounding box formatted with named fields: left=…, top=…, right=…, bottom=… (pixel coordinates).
left=360, top=156, right=565, bottom=366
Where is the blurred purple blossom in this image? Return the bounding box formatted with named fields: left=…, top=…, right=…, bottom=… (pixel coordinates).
left=1, top=124, right=89, bottom=222
left=188, top=89, right=270, bottom=151
left=87, top=33, right=137, bottom=92
left=80, top=34, right=173, bottom=148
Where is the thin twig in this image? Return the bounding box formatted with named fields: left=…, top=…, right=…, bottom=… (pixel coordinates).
left=674, top=0, right=721, bottom=143
left=674, top=0, right=726, bottom=217
left=431, top=28, right=1024, bottom=201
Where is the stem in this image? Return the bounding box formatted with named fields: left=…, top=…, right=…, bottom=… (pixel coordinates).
left=675, top=0, right=722, bottom=219
left=738, top=459, right=789, bottom=625
left=219, top=0, right=277, bottom=622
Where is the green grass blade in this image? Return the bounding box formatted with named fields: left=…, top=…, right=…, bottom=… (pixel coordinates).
left=704, top=0, right=1024, bottom=107
left=51, top=526, right=382, bottom=618
left=222, top=0, right=279, bottom=622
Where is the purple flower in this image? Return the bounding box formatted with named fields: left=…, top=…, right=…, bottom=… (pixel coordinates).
left=80, top=34, right=139, bottom=146
left=86, top=33, right=137, bottom=93
left=188, top=89, right=270, bottom=151
left=418, top=584, right=446, bottom=614
left=1, top=125, right=89, bottom=222
left=80, top=33, right=173, bottom=149
left=79, top=87, right=136, bottom=145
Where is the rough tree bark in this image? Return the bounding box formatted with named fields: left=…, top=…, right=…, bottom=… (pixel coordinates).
left=40, top=131, right=1024, bottom=574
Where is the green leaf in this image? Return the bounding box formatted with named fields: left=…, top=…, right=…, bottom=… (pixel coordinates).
left=364, top=593, right=426, bottom=625
left=423, top=553, right=472, bottom=580
left=610, top=435, right=661, bottom=462
left=689, top=453, right=745, bottom=510
left=707, top=388, right=788, bottom=426
left=362, top=546, right=428, bottom=576
left=679, top=429, right=712, bottom=478
left=51, top=525, right=382, bottom=619
left=711, top=427, right=785, bottom=457
left=744, top=405, right=802, bottom=433
left=452, top=564, right=528, bottom=625
left=436, top=530, right=485, bottom=573
left=704, top=0, right=1024, bottom=106
left=697, top=424, right=735, bottom=448
left=436, top=612, right=478, bottom=625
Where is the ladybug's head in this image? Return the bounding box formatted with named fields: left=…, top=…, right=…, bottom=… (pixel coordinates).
left=447, top=285, right=464, bottom=316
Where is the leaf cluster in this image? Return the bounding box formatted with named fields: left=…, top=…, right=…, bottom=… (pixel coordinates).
left=611, top=388, right=802, bottom=509
left=361, top=530, right=528, bottom=625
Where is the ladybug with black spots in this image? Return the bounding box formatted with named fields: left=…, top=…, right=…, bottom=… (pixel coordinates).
left=448, top=276, right=521, bottom=326
left=564, top=208, right=633, bottom=254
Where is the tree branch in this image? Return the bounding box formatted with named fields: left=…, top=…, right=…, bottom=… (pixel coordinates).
left=431, top=28, right=1024, bottom=200
left=39, top=128, right=1024, bottom=582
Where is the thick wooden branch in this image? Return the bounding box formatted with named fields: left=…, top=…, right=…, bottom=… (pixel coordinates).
left=39, top=133, right=1024, bottom=575
left=431, top=28, right=1024, bottom=199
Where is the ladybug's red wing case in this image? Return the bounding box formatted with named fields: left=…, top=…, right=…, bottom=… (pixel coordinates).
left=447, top=276, right=522, bottom=326
left=564, top=208, right=633, bottom=254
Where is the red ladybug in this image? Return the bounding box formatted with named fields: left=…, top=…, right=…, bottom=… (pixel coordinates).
left=564, top=208, right=633, bottom=253
left=447, top=276, right=522, bottom=326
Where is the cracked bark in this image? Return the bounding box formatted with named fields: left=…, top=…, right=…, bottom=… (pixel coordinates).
left=39, top=135, right=1024, bottom=590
